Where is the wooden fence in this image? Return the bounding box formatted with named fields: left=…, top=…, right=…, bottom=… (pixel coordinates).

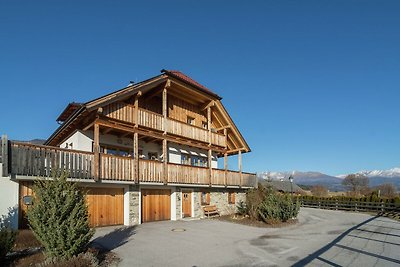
left=299, top=198, right=399, bottom=213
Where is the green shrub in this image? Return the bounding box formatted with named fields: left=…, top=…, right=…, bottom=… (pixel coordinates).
left=0, top=227, right=16, bottom=261
left=27, top=172, right=94, bottom=260
left=236, top=201, right=248, bottom=215
left=245, top=185, right=300, bottom=223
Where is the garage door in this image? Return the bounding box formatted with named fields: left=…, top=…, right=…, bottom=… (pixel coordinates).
left=141, top=189, right=171, bottom=223
left=86, top=187, right=124, bottom=227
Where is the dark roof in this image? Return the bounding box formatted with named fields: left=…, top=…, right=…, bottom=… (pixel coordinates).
left=260, top=180, right=304, bottom=193
left=56, top=102, right=83, bottom=123
left=161, top=69, right=222, bottom=100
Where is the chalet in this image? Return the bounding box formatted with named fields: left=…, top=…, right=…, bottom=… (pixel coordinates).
left=0, top=69, right=257, bottom=228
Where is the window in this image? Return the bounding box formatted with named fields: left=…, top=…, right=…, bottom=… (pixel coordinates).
left=228, top=192, right=235, bottom=204
left=187, top=116, right=195, bottom=125
left=181, top=154, right=208, bottom=167
left=100, top=145, right=132, bottom=157
left=201, top=191, right=210, bottom=205
left=202, top=121, right=208, bottom=129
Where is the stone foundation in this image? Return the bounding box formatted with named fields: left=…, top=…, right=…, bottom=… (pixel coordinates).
left=126, top=185, right=247, bottom=225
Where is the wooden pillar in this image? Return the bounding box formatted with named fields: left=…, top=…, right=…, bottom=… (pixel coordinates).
left=238, top=150, right=242, bottom=187
left=208, top=149, right=212, bottom=186
left=163, top=139, right=168, bottom=185
left=162, top=87, right=168, bottom=133
left=1, top=135, right=8, bottom=177
left=207, top=105, right=212, bottom=186
left=133, top=132, right=139, bottom=184
left=223, top=128, right=228, bottom=186
left=207, top=106, right=212, bottom=145
left=162, top=83, right=168, bottom=184
left=224, top=152, right=228, bottom=187
left=93, top=123, right=100, bottom=181
left=134, top=91, right=142, bottom=127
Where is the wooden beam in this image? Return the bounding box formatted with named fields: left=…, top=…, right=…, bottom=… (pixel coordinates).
left=93, top=123, right=100, bottom=181
left=207, top=105, right=212, bottom=145
left=83, top=122, right=94, bottom=131
left=227, top=147, right=246, bottom=154
left=215, top=125, right=231, bottom=132
left=200, top=100, right=215, bottom=111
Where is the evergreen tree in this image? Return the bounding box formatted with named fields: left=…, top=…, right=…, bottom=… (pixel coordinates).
left=27, top=172, right=94, bottom=260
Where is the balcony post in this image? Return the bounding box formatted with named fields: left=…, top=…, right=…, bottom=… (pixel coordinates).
left=133, top=132, right=139, bottom=184
left=238, top=150, right=242, bottom=188
left=208, top=149, right=212, bottom=186
left=163, top=139, right=168, bottom=185
left=134, top=91, right=142, bottom=127
left=162, top=82, right=169, bottom=184
left=93, top=123, right=100, bottom=181
left=224, top=152, right=228, bottom=187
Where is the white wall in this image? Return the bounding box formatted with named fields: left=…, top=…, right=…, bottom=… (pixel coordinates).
left=0, top=163, right=19, bottom=229
left=60, top=130, right=93, bottom=152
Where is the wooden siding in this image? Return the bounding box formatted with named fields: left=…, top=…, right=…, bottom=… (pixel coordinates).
left=168, top=95, right=207, bottom=128
left=103, top=102, right=134, bottom=124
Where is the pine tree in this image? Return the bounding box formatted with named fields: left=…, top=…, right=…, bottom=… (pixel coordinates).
left=27, top=172, right=94, bottom=260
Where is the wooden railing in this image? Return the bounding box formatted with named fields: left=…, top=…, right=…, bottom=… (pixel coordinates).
left=104, top=105, right=226, bottom=147
left=8, top=142, right=256, bottom=187
left=212, top=169, right=225, bottom=186
left=139, top=159, right=164, bottom=182
left=168, top=163, right=208, bottom=184
left=100, top=153, right=134, bottom=181
left=138, top=108, right=163, bottom=131
left=10, top=142, right=94, bottom=179
left=167, top=119, right=208, bottom=143
left=299, top=198, right=399, bottom=213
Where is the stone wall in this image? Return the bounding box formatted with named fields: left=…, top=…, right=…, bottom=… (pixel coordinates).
left=175, top=187, right=181, bottom=219
left=129, top=185, right=140, bottom=225
left=191, top=188, right=247, bottom=218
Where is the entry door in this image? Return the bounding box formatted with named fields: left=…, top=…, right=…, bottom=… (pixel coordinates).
left=182, top=191, right=192, bottom=218
left=141, top=189, right=171, bottom=223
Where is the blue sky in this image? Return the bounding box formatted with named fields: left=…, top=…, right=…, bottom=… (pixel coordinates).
left=1, top=1, right=399, bottom=175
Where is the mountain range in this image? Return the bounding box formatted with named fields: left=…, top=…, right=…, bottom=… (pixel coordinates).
left=259, top=167, right=400, bottom=191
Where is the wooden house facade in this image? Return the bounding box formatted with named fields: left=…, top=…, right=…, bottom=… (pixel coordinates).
left=1, top=70, right=256, bottom=227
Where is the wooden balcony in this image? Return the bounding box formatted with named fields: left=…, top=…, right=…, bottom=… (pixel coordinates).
left=103, top=103, right=226, bottom=147
left=6, top=142, right=256, bottom=188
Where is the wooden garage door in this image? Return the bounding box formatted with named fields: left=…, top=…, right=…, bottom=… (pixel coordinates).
left=141, top=189, right=171, bottom=223
left=85, top=187, right=124, bottom=227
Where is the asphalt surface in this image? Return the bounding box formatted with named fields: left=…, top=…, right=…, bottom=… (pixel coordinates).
left=92, top=208, right=400, bottom=267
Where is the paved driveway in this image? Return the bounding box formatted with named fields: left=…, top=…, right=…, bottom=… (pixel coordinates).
left=92, top=208, right=400, bottom=267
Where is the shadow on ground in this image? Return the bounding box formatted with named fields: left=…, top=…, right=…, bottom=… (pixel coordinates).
left=91, top=226, right=136, bottom=252
left=293, top=215, right=400, bottom=266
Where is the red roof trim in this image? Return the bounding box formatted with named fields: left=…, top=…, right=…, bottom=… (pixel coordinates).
left=161, top=69, right=222, bottom=100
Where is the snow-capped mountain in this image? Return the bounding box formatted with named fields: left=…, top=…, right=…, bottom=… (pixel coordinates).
left=355, top=167, right=400, bottom=178
left=259, top=167, right=400, bottom=191
left=258, top=171, right=344, bottom=191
